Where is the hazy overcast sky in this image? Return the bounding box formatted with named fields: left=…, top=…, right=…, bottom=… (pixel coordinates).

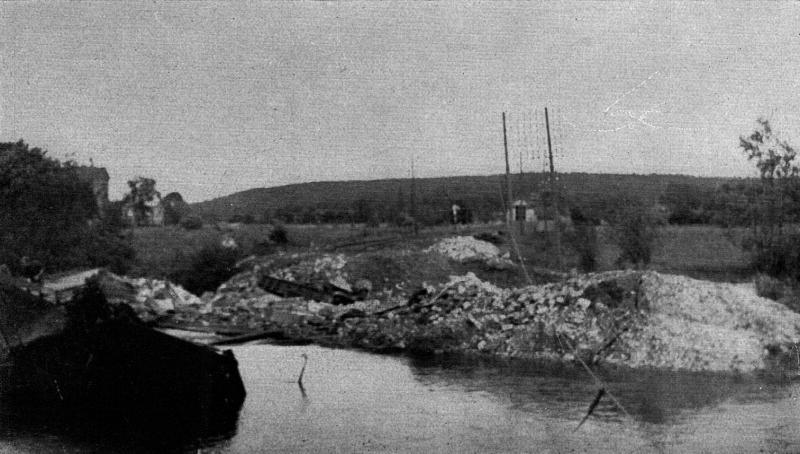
left=2, top=2, right=800, bottom=202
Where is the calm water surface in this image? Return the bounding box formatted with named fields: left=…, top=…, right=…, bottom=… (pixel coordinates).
left=1, top=344, right=800, bottom=453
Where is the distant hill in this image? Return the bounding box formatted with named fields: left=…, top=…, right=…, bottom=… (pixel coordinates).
left=192, top=173, right=750, bottom=224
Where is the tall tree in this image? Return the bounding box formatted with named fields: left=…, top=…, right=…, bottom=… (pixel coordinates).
left=740, top=118, right=800, bottom=238
left=739, top=118, right=800, bottom=277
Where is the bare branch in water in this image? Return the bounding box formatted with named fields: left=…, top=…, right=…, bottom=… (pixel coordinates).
left=298, top=353, right=308, bottom=388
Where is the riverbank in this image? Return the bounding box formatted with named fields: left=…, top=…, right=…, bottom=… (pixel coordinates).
left=93, top=235, right=800, bottom=374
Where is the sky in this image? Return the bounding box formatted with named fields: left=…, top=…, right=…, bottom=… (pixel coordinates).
left=2, top=1, right=800, bottom=203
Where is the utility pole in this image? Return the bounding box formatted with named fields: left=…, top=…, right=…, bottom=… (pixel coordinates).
left=410, top=155, right=418, bottom=235
left=518, top=142, right=524, bottom=198
left=503, top=112, right=524, bottom=235
left=503, top=112, right=513, bottom=213
left=545, top=107, right=563, bottom=269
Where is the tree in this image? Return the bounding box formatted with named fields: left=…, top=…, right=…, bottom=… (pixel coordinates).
left=0, top=140, right=133, bottom=273
left=124, top=177, right=161, bottom=226
left=162, top=192, right=190, bottom=225
left=739, top=118, right=800, bottom=277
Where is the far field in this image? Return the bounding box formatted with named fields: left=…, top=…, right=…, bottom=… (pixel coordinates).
left=128, top=223, right=753, bottom=291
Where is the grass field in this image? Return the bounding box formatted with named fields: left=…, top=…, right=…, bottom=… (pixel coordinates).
left=127, top=222, right=756, bottom=287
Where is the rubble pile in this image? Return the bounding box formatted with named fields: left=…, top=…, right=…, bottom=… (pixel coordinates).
left=93, top=253, right=800, bottom=374
left=140, top=252, right=384, bottom=331
left=425, top=236, right=513, bottom=269
left=375, top=271, right=641, bottom=363
left=616, top=273, right=800, bottom=371
left=329, top=270, right=800, bottom=372
left=96, top=272, right=205, bottom=322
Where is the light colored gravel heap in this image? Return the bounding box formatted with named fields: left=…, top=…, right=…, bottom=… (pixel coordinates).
left=614, top=272, right=800, bottom=372
left=425, top=236, right=513, bottom=269
left=267, top=253, right=349, bottom=286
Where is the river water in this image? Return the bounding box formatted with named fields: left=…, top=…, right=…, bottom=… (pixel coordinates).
left=1, top=344, right=800, bottom=453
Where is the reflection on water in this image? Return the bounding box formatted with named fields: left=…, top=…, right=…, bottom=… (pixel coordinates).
left=1, top=344, right=800, bottom=453
left=408, top=354, right=791, bottom=425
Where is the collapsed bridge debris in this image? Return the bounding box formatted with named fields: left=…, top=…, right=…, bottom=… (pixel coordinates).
left=256, top=274, right=367, bottom=305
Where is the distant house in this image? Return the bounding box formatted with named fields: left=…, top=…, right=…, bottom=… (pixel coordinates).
left=506, top=193, right=572, bottom=232
left=74, top=166, right=110, bottom=216
left=507, top=200, right=537, bottom=223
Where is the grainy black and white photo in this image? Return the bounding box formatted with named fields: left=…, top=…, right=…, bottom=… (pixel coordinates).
left=1, top=1, right=800, bottom=453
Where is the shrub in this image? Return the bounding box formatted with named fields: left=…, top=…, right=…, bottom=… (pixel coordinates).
left=612, top=197, right=658, bottom=268
left=162, top=192, right=190, bottom=225
left=82, top=226, right=135, bottom=274
left=269, top=224, right=289, bottom=245
left=752, top=272, right=800, bottom=313
left=745, top=232, right=800, bottom=280
left=754, top=273, right=785, bottom=300
left=180, top=216, right=204, bottom=230
left=566, top=224, right=598, bottom=272
left=169, top=243, right=242, bottom=295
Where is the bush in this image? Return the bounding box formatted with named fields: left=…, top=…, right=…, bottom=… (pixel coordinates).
left=745, top=232, right=800, bottom=280
left=752, top=272, right=800, bottom=313
left=162, top=192, right=190, bottom=225
left=180, top=216, right=204, bottom=230
left=169, top=243, right=242, bottom=295
left=82, top=225, right=135, bottom=274
left=613, top=198, right=658, bottom=267
left=269, top=224, right=289, bottom=245
left=754, top=273, right=785, bottom=300
left=566, top=225, right=598, bottom=272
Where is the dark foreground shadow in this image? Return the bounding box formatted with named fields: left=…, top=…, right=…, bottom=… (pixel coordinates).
left=0, top=395, right=241, bottom=453
left=0, top=282, right=246, bottom=453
